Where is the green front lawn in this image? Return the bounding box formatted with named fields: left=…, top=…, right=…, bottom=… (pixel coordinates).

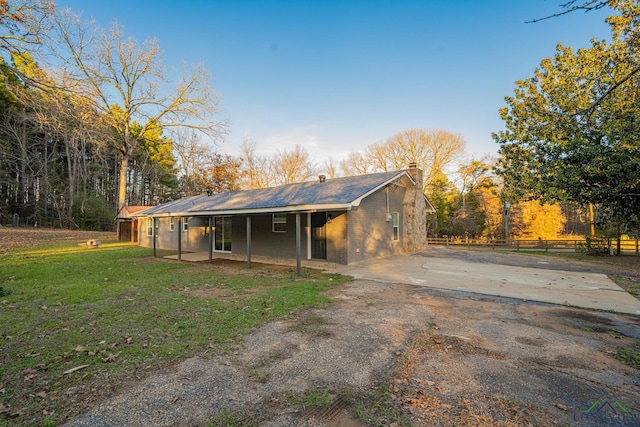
left=0, top=240, right=346, bottom=426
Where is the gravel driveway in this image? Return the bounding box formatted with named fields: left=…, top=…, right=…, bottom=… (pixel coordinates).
left=65, top=252, right=640, bottom=427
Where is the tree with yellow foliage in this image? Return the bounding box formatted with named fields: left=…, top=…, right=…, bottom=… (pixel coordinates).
left=510, top=200, right=566, bottom=240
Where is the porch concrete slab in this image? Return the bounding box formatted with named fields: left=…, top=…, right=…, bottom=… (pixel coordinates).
left=162, top=252, right=337, bottom=269
left=164, top=252, right=212, bottom=262
left=331, top=253, right=640, bottom=315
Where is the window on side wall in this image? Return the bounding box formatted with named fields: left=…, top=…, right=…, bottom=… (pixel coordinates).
left=146, top=218, right=153, bottom=236
left=183, top=218, right=189, bottom=231
left=392, top=212, right=399, bottom=240
left=273, top=213, right=287, bottom=233
left=170, top=217, right=175, bottom=232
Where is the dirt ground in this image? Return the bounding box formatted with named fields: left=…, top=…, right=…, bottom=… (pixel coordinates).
left=3, top=228, right=639, bottom=426
left=68, top=271, right=640, bottom=426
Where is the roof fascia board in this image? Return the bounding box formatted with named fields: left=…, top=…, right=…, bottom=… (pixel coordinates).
left=350, top=171, right=409, bottom=207
left=423, top=195, right=436, bottom=213
left=143, top=203, right=354, bottom=218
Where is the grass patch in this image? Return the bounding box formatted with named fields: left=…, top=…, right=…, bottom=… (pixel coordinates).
left=613, top=340, right=640, bottom=368
left=0, top=239, right=347, bottom=426
left=353, top=383, right=412, bottom=426
left=610, top=276, right=640, bottom=297
left=207, top=408, right=258, bottom=427
left=284, top=388, right=333, bottom=408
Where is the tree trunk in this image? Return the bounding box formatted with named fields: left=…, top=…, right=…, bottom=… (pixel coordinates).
left=118, top=154, right=128, bottom=212
left=478, top=191, right=494, bottom=241
left=65, top=137, right=77, bottom=226
left=18, top=115, right=29, bottom=218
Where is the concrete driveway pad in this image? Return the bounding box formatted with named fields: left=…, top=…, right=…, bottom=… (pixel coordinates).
left=333, top=247, right=640, bottom=315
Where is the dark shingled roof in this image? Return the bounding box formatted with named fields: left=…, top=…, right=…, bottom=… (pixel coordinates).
left=142, top=170, right=411, bottom=216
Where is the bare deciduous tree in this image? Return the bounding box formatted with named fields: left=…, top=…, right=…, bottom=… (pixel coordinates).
left=271, top=144, right=315, bottom=185
left=239, top=139, right=273, bottom=189
left=0, top=0, right=53, bottom=57
left=326, top=128, right=467, bottom=183
left=238, top=140, right=316, bottom=188
left=339, top=151, right=370, bottom=176
left=370, top=128, right=466, bottom=189
left=320, top=156, right=340, bottom=178
left=173, top=129, right=211, bottom=196
left=51, top=10, right=225, bottom=211
left=173, top=130, right=239, bottom=196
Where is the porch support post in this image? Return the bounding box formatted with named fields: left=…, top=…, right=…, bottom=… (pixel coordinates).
left=295, top=213, right=301, bottom=276
left=152, top=218, right=157, bottom=257
left=306, top=213, right=311, bottom=260
left=246, top=216, right=252, bottom=269
left=178, top=218, right=182, bottom=261
left=208, top=216, right=213, bottom=264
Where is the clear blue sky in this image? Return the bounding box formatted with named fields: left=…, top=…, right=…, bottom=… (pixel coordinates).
left=55, top=0, right=612, bottom=167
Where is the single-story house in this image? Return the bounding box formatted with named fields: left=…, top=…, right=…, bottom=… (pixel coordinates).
left=116, top=205, right=151, bottom=242
left=138, top=166, right=435, bottom=266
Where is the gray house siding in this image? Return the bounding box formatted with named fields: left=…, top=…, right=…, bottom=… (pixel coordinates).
left=182, top=217, right=210, bottom=252
left=232, top=214, right=310, bottom=260
left=139, top=216, right=210, bottom=252
left=325, top=211, right=348, bottom=264
left=347, top=185, right=405, bottom=264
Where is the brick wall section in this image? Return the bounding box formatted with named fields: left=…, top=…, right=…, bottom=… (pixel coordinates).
left=140, top=216, right=208, bottom=251
left=403, top=167, right=428, bottom=252
left=347, top=184, right=405, bottom=264
left=326, top=211, right=348, bottom=264
left=233, top=214, right=311, bottom=259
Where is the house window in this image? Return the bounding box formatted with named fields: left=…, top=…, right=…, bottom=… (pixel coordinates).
left=183, top=218, right=189, bottom=231
left=170, top=217, right=175, bottom=232
left=392, top=212, right=399, bottom=240
left=146, top=218, right=154, bottom=236
left=273, top=213, right=287, bottom=233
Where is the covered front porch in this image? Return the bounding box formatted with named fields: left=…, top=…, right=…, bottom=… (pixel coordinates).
left=149, top=211, right=343, bottom=274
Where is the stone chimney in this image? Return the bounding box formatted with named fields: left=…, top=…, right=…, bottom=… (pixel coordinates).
left=403, top=163, right=427, bottom=252
left=407, top=162, right=419, bottom=181
left=319, top=175, right=326, bottom=183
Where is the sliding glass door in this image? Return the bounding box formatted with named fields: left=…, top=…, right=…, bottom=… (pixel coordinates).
left=214, top=216, right=232, bottom=252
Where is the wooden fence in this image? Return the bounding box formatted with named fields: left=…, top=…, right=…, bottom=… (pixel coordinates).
left=427, top=237, right=640, bottom=255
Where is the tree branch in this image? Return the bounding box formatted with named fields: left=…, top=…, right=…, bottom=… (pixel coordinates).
left=526, top=0, right=610, bottom=24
